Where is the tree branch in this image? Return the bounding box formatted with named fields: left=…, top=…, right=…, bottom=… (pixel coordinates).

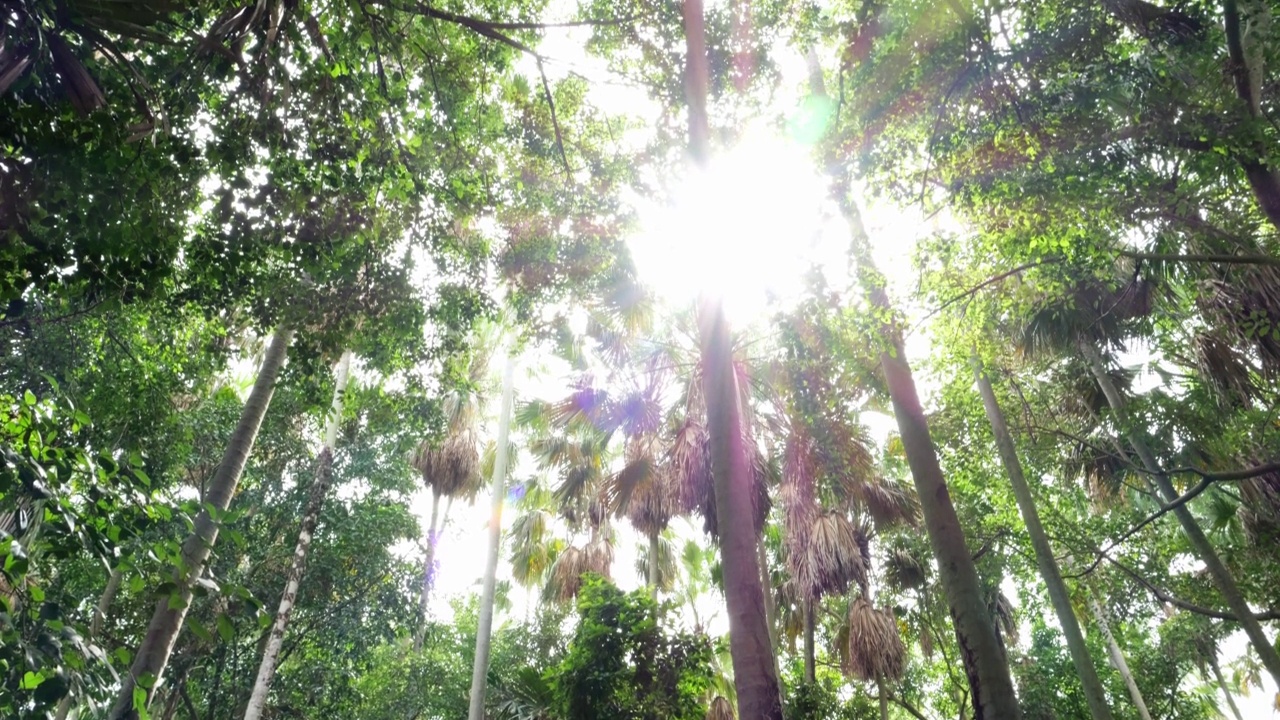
left=1103, top=553, right=1280, bottom=622
left=394, top=1, right=573, bottom=180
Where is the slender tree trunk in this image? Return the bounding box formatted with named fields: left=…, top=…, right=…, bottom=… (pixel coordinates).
left=56, top=564, right=125, bottom=720
left=757, top=540, right=778, bottom=648
left=757, top=538, right=784, bottom=692
left=1208, top=652, right=1245, bottom=720
left=466, top=352, right=516, bottom=720
left=1081, top=342, right=1280, bottom=685
left=243, top=349, right=351, bottom=720
left=109, top=327, right=293, bottom=720
left=972, top=355, right=1115, bottom=720
left=803, top=599, right=816, bottom=684
left=1088, top=593, right=1153, bottom=720
left=836, top=193, right=1020, bottom=720
left=699, top=298, right=785, bottom=719
left=648, top=529, right=660, bottom=600
left=413, top=489, right=442, bottom=651
left=877, top=674, right=889, bottom=720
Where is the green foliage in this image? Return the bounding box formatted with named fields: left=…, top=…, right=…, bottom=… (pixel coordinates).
left=0, top=390, right=159, bottom=717
left=523, top=576, right=715, bottom=720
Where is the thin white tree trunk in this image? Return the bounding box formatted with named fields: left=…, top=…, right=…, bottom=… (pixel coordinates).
left=1081, top=343, right=1280, bottom=685
left=413, top=489, right=442, bottom=651
left=466, top=351, right=516, bottom=720
left=109, top=326, right=293, bottom=720
left=1088, top=593, right=1152, bottom=720
left=243, top=349, right=351, bottom=720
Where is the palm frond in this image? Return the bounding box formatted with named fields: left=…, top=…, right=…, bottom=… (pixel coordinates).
left=410, top=430, right=480, bottom=499
left=844, top=597, right=907, bottom=683
left=705, top=696, right=735, bottom=720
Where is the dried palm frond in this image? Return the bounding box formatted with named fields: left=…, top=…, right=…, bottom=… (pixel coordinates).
left=1063, top=438, right=1130, bottom=507
left=544, top=546, right=587, bottom=603
left=990, top=590, right=1018, bottom=645
left=1239, top=462, right=1280, bottom=549
left=789, top=512, right=866, bottom=601
left=1192, top=332, right=1258, bottom=406
left=670, top=417, right=712, bottom=517
left=583, top=533, right=613, bottom=578
left=844, top=597, right=907, bottom=682
left=619, top=443, right=676, bottom=537
left=705, top=696, right=735, bottom=720
left=919, top=621, right=934, bottom=660
left=855, top=480, right=919, bottom=528
left=885, top=548, right=928, bottom=592
left=411, top=429, right=480, bottom=499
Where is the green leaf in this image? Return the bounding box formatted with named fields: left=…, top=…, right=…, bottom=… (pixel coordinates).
left=20, top=671, right=44, bottom=690
left=216, top=614, right=235, bottom=642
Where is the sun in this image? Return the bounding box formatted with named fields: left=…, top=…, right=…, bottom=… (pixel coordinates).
left=628, top=124, right=849, bottom=327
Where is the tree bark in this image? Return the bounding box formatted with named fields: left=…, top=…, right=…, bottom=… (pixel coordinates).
left=466, top=351, right=516, bottom=720
left=836, top=192, right=1021, bottom=720
left=877, top=674, right=889, bottom=720
left=413, top=489, right=442, bottom=652
left=109, top=326, right=293, bottom=720
left=699, top=298, right=785, bottom=720
left=1222, top=0, right=1280, bottom=231
left=648, top=529, right=660, bottom=600
left=1088, top=592, right=1153, bottom=720
left=243, top=349, right=351, bottom=720
left=680, top=0, right=710, bottom=164
left=803, top=599, right=816, bottom=684
left=757, top=539, right=779, bottom=651
left=972, top=355, right=1115, bottom=720
left=1208, top=652, right=1245, bottom=720
left=1081, top=342, right=1280, bottom=686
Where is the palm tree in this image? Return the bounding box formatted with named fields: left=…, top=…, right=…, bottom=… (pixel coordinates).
left=408, top=335, right=492, bottom=650
left=832, top=188, right=1022, bottom=718
left=802, top=30, right=1022, bottom=708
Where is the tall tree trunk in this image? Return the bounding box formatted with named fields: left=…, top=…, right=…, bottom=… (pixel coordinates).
left=679, top=0, right=782, bottom=711
left=109, top=326, right=293, bottom=720
left=466, top=352, right=516, bottom=720
left=877, top=673, right=889, bottom=720
left=1088, top=592, right=1153, bottom=720
left=648, top=529, right=660, bottom=600
left=56, top=565, right=125, bottom=720
left=243, top=349, right=352, bottom=720
left=837, top=193, right=1021, bottom=720
left=972, top=356, right=1115, bottom=720
left=413, top=489, right=442, bottom=651
left=757, top=538, right=784, bottom=690
left=1208, top=652, right=1245, bottom=720
left=1081, top=342, right=1280, bottom=685
left=803, top=599, right=816, bottom=683
left=700, top=298, right=785, bottom=719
